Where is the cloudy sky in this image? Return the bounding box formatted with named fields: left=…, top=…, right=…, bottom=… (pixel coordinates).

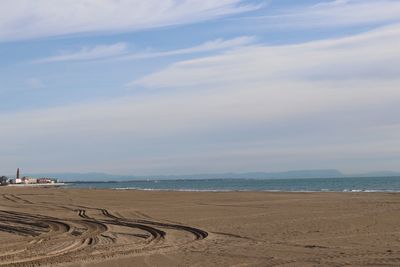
left=1, top=0, right=400, bottom=175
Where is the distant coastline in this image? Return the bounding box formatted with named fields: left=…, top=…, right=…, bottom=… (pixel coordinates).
left=22, top=169, right=400, bottom=182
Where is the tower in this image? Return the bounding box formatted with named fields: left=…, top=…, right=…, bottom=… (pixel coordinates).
left=16, top=168, right=20, bottom=179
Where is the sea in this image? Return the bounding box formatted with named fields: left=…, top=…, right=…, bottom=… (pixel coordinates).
left=66, top=176, right=400, bottom=192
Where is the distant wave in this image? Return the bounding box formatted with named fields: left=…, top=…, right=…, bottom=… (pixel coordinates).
left=113, top=187, right=236, bottom=192
left=112, top=187, right=400, bottom=193
left=68, top=177, right=400, bottom=192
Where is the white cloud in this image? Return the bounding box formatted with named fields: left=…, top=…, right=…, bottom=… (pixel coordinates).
left=1, top=78, right=400, bottom=174
left=0, top=0, right=260, bottom=42
left=1, top=24, right=400, bottom=173
left=122, top=36, right=256, bottom=61
left=36, top=43, right=128, bottom=63
left=134, top=23, right=400, bottom=88
left=247, top=0, right=400, bottom=29
left=36, top=36, right=255, bottom=64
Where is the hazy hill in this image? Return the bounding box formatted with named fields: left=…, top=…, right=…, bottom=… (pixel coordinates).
left=20, top=169, right=400, bottom=182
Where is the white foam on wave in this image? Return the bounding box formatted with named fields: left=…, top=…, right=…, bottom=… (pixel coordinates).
left=110, top=187, right=400, bottom=193
left=342, top=189, right=400, bottom=193
left=112, top=187, right=234, bottom=192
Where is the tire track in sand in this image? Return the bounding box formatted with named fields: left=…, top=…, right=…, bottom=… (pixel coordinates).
left=0, top=201, right=208, bottom=267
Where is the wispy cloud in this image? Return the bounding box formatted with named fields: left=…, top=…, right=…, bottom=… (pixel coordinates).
left=248, top=0, right=400, bottom=29
left=35, top=43, right=128, bottom=63
left=0, top=0, right=261, bottom=42
left=121, top=36, right=256, bottom=61
left=35, top=36, right=256, bottom=64
left=134, top=23, right=400, bottom=88
left=2, top=24, right=400, bottom=173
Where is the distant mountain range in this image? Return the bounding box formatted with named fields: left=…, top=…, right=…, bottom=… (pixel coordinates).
left=22, top=169, right=400, bottom=182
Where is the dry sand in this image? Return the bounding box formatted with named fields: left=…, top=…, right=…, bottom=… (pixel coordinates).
left=0, top=187, right=399, bottom=266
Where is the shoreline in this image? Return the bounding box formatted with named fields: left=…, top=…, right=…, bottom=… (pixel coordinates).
left=5, top=182, right=66, bottom=187
left=5, top=183, right=400, bottom=193
left=110, top=188, right=400, bottom=193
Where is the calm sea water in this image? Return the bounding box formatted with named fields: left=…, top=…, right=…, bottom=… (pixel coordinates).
left=67, top=176, right=400, bottom=192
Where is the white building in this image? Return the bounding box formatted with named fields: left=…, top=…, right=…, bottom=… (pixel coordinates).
left=12, top=178, right=22, bottom=184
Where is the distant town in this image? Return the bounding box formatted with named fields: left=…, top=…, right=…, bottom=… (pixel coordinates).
left=0, top=168, right=59, bottom=186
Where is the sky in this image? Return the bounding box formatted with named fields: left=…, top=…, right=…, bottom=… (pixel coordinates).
left=1, top=0, right=400, bottom=175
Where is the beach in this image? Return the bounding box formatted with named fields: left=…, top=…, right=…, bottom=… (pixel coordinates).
left=0, top=187, right=399, bottom=267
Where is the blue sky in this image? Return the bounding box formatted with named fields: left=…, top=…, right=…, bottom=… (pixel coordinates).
left=1, top=0, right=400, bottom=175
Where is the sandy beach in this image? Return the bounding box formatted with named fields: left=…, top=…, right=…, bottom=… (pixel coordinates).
left=0, top=187, right=399, bottom=266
